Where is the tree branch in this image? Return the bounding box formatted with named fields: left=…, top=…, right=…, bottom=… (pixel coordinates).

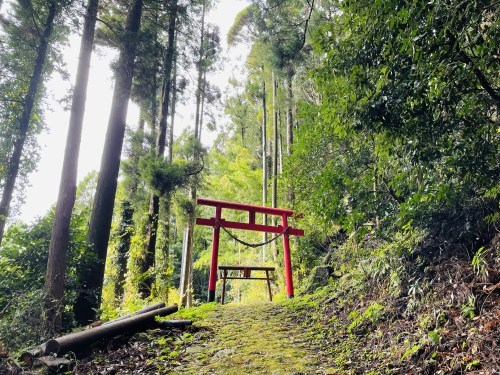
left=447, top=30, right=500, bottom=106
left=301, top=0, right=315, bottom=49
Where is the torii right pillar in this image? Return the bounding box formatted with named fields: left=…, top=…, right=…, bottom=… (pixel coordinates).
left=282, top=213, right=294, bottom=297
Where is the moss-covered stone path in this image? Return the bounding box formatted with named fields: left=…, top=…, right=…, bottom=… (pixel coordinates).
left=171, top=302, right=325, bottom=374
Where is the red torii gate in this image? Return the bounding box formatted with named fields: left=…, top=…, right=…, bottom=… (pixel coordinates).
left=195, top=198, right=304, bottom=302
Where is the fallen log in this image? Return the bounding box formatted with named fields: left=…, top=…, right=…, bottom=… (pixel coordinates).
left=102, top=302, right=166, bottom=325
left=19, top=302, right=167, bottom=366
left=19, top=344, right=46, bottom=367
left=45, top=305, right=178, bottom=355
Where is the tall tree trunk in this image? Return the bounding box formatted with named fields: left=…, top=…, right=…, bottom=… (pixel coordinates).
left=74, top=0, right=143, bottom=325
left=271, top=72, right=278, bottom=259
left=114, top=113, right=144, bottom=303
left=278, top=109, right=284, bottom=174
left=0, top=0, right=57, bottom=246
left=43, top=0, right=99, bottom=336
left=198, top=69, right=206, bottom=140
left=150, top=28, right=160, bottom=145
left=286, top=77, right=293, bottom=157
left=286, top=74, right=295, bottom=203
left=261, top=77, right=268, bottom=261
left=193, top=0, right=205, bottom=140
left=271, top=72, right=278, bottom=210
left=140, top=1, right=178, bottom=299
left=180, top=0, right=206, bottom=307
left=168, top=38, right=177, bottom=164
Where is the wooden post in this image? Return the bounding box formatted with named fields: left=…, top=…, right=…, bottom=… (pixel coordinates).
left=221, top=269, right=227, bottom=305
left=266, top=269, right=272, bottom=301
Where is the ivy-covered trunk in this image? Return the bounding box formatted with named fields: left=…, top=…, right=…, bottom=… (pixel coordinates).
left=114, top=201, right=134, bottom=301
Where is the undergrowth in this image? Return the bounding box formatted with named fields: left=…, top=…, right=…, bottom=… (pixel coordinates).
left=283, top=229, right=499, bottom=374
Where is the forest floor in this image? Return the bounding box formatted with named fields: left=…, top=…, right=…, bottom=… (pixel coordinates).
left=1, top=247, right=498, bottom=374
left=73, top=249, right=499, bottom=375
left=74, top=302, right=328, bottom=374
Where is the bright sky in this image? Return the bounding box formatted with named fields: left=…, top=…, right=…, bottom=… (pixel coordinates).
left=16, top=0, right=250, bottom=224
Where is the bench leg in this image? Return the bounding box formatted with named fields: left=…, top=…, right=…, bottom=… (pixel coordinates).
left=221, top=270, right=227, bottom=305
left=266, top=270, right=272, bottom=302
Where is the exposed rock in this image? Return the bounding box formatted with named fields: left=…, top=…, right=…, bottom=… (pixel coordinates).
left=214, top=348, right=234, bottom=357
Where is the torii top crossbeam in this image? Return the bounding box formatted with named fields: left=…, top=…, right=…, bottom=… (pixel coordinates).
left=195, top=198, right=304, bottom=302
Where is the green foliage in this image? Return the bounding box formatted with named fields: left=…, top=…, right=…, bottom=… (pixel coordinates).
left=347, top=302, right=384, bottom=333
left=401, top=344, right=421, bottom=361
left=204, top=140, right=261, bottom=205
left=0, top=173, right=97, bottom=350
left=227, top=4, right=262, bottom=46
left=427, top=330, right=440, bottom=345
left=0, top=290, right=46, bottom=351
left=139, top=153, right=199, bottom=197
left=173, top=302, right=217, bottom=322
left=471, top=246, right=489, bottom=282
left=461, top=295, right=476, bottom=319
left=285, top=0, right=499, bottom=268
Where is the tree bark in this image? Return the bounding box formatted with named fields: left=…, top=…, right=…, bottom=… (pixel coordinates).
left=0, top=0, right=57, bottom=246
left=44, top=0, right=99, bottom=336
left=140, top=0, right=178, bottom=299
left=74, top=0, right=144, bottom=325
left=198, top=69, right=206, bottom=140
left=168, top=36, right=178, bottom=164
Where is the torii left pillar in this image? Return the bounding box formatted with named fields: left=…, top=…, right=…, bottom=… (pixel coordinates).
left=207, top=205, right=221, bottom=302
left=195, top=198, right=304, bottom=302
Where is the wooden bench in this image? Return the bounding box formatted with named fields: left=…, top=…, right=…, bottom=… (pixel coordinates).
left=218, top=265, right=275, bottom=304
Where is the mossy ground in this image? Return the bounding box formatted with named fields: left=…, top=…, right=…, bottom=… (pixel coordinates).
left=169, top=302, right=326, bottom=374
